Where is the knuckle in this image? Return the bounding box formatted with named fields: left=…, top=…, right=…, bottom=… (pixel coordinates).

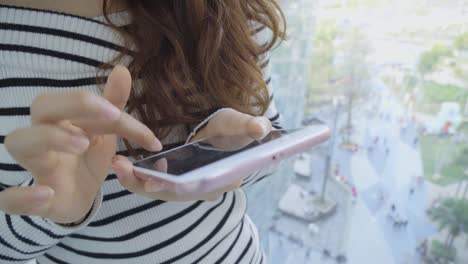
left=4, top=129, right=25, bottom=153
left=74, top=91, right=97, bottom=110
left=0, top=197, right=16, bottom=214
left=3, top=132, right=16, bottom=151
left=30, top=94, right=48, bottom=117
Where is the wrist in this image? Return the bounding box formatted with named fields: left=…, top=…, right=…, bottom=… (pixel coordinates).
left=55, top=199, right=95, bottom=227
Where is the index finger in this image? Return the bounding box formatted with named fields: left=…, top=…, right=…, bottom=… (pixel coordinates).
left=31, top=91, right=161, bottom=151
left=31, top=90, right=122, bottom=125
left=73, top=111, right=162, bottom=152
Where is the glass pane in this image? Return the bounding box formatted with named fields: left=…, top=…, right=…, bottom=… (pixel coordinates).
left=246, top=0, right=468, bottom=263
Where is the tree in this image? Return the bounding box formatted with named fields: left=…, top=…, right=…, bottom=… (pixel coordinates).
left=417, top=45, right=453, bottom=80
left=454, top=33, right=468, bottom=51
left=429, top=198, right=468, bottom=260
left=335, top=28, right=371, bottom=143
left=306, top=23, right=339, bottom=113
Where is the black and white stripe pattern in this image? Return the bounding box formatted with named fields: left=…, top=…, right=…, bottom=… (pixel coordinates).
left=0, top=4, right=280, bottom=263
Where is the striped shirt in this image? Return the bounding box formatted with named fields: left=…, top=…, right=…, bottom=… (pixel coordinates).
left=0, top=4, right=282, bottom=264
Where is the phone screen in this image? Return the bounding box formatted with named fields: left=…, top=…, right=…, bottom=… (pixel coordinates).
left=133, top=129, right=297, bottom=176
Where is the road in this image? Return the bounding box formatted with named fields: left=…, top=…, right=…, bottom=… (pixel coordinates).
left=266, top=80, right=438, bottom=264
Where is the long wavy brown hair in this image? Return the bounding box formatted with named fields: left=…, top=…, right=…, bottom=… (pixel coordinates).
left=101, top=0, right=286, bottom=158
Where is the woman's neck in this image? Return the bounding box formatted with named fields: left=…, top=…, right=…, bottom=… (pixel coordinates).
left=1, top=0, right=126, bottom=17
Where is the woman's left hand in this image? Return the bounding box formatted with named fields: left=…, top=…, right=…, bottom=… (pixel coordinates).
left=111, top=108, right=272, bottom=201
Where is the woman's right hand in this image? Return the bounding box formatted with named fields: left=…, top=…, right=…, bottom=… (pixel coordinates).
left=0, top=65, right=162, bottom=224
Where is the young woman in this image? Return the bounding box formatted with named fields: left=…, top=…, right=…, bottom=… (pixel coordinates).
left=0, top=0, right=285, bottom=263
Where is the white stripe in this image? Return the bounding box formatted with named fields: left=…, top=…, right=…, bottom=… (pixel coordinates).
left=0, top=7, right=121, bottom=45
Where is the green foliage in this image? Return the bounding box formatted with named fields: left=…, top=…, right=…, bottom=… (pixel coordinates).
left=346, top=0, right=387, bottom=8
left=430, top=240, right=457, bottom=262
left=457, top=147, right=468, bottom=167
left=422, top=81, right=468, bottom=105
left=314, top=23, right=337, bottom=45
left=418, top=45, right=453, bottom=76
left=307, top=23, right=339, bottom=103
left=403, top=74, right=418, bottom=92
left=454, top=33, right=468, bottom=50
left=421, top=135, right=467, bottom=185
left=429, top=198, right=468, bottom=237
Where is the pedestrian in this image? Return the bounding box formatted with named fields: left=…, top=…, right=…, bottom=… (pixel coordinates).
left=334, top=163, right=340, bottom=176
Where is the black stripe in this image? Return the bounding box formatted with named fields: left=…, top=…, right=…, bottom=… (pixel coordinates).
left=252, top=25, right=266, bottom=34
left=20, top=216, right=65, bottom=239
left=27, top=178, right=34, bottom=186
left=0, top=162, right=25, bottom=171
left=0, top=23, right=123, bottom=51
left=88, top=199, right=166, bottom=227
left=253, top=174, right=271, bottom=185
left=260, top=253, right=263, bottom=264
left=248, top=245, right=257, bottom=264
left=70, top=201, right=203, bottom=241
left=58, top=193, right=230, bottom=259
left=0, top=107, right=29, bottom=116
left=5, top=214, right=44, bottom=246
left=105, top=174, right=117, bottom=181
left=260, top=59, right=270, bottom=69
left=268, top=113, right=280, bottom=122
left=246, top=222, right=258, bottom=264
left=272, top=124, right=283, bottom=130
left=0, top=4, right=107, bottom=26
left=235, top=237, right=253, bottom=264
left=192, top=220, right=243, bottom=263
left=0, top=252, right=27, bottom=261
left=265, top=77, right=272, bottom=85
left=0, top=182, right=11, bottom=188
left=44, top=253, right=71, bottom=264
left=0, top=44, right=107, bottom=67
left=0, top=77, right=103, bottom=88
left=241, top=172, right=274, bottom=188
left=160, top=193, right=236, bottom=264
left=0, top=228, right=46, bottom=255
left=0, top=135, right=4, bottom=144
left=215, top=219, right=245, bottom=264
left=102, top=190, right=132, bottom=202
left=241, top=171, right=260, bottom=186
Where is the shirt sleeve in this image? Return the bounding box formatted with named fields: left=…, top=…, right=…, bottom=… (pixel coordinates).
left=0, top=178, right=103, bottom=263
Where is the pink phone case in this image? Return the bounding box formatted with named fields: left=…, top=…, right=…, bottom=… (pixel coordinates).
left=133, top=125, right=330, bottom=195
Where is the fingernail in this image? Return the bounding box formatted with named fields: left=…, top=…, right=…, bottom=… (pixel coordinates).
left=146, top=181, right=167, bottom=192
left=71, top=135, right=89, bottom=152
left=33, top=188, right=53, bottom=203
left=257, top=118, right=271, bottom=139
left=151, top=139, right=163, bottom=152
left=111, top=161, right=124, bottom=175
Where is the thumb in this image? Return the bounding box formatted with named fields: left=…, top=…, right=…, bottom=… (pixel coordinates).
left=247, top=116, right=272, bottom=140
left=103, top=65, right=132, bottom=110
left=0, top=186, right=54, bottom=216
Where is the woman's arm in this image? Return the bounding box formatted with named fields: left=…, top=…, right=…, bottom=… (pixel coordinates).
left=0, top=178, right=102, bottom=263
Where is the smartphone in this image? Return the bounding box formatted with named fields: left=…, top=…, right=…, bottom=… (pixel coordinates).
left=132, top=124, right=330, bottom=194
